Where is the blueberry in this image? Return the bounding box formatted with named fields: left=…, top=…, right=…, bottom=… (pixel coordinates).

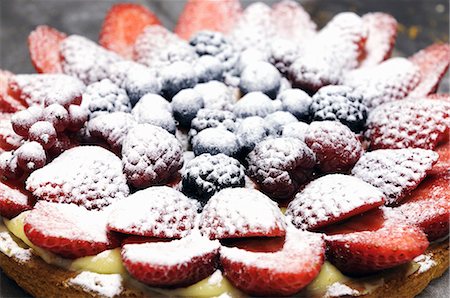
left=192, top=127, right=240, bottom=157
left=235, top=116, right=271, bottom=156
left=172, top=89, right=204, bottom=127
left=233, top=92, right=278, bottom=118
left=195, top=55, right=224, bottom=83
left=239, top=61, right=281, bottom=99
left=264, top=111, right=298, bottom=135
left=160, top=61, right=198, bottom=100
left=278, top=88, right=312, bottom=121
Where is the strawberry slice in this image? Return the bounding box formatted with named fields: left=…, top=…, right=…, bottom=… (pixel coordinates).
left=24, top=201, right=119, bottom=258
left=199, top=188, right=286, bottom=239
left=220, top=227, right=325, bottom=296
left=0, top=70, right=26, bottom=113
left=408, top=43, right=450, bottom=98
left=431, top=141, right=450, bottom=175
left=107, top=186, right=198, bottom=239
left=365, top=99, right=449, bottom=150
left=121, top=232, right=220, bottom=287
left=286, top=174, right=385, bottom=230
left=0, top=180, right=35, bottom=219
left=28, top=25, right=66, bottom=74
left=359, top=13, right=397, bottom=67
left=324, top=208, right=429, bottom=275
left=175, top=0, right=242, bottom=40
left=99, top=3, right=160, bottom=59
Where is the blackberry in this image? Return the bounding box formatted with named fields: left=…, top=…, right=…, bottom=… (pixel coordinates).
left=189, top=108, right=237, bottom=139
left=182, top=153, right=245, bottom=203
left=232, top=92, right=279, bottom=118
left=172, top=89, right=205, bottom=127
left=195, top=55, right=224, bottom=83
left=264, top=111, right=298, bottom=135
left=192, top=127, right=240, bottom=157
left=83, top=79, right=131, bottom=119
left=310, top=85, right=368, bottom=132
left=132, top=94, right=176, bottom=134
left=278, top=89, right=312, bottom=121
left=160, top=61, right=198, bottom=100
left=239, top=61, right=281, bottom=99
left=235, top=116, right=271, bottom=156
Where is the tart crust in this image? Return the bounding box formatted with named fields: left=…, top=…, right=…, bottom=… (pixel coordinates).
left=0, top=239, right=448, bottom=298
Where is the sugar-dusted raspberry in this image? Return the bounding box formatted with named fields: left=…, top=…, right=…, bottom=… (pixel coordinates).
left=246, top=137, right=316, bottom=200
left=351, top=148, right=438, bottom=205
left=239, top=61, right=282, bottom=100
left=182, top=153, right=245, bottom=203
left=107, top=186, right=198, bottom=238
left=286, top=174, right=385, bottom=230
left=122, top=124, right=183, bottom=188
left=67, top=104, right=89, bottom=132
left=131, top=94, right=176, bottom=134
left=277, top=88, right=312, bottom=121
left=192, top=127, right=240, bottom=157
left=233, top=92, right=279, bottom=119
left=172, top=89, right=205, bottom=127
left=0, top=151, right=23, bottom=180
left=28, top=121, right=57, bottom=149
left=310, top=85, right=368, bottom=132
left=11, top=105, right=44, bottom=137
left=269, top=39, right=302, bottom=75
left=42, top=103, right=69, bottom=132
left=83, top=79, right=131, bottom=119
left=26, top=146, right=129, bottom=210
left=0, top=117, right=23, bottom=152
left=46, top=133, right=78, bottom=158
left=160, top=61, right=198, bottom=100
left=189, top=108, right=236, bottom=139
left=199, top=188, right=286, bottom=239
left=16, top=141, right=46, bottom=172
left=194, top=55, right=224, bottom=83
left=264, top=111, right=298, bottom=135
left=193, top=81, right=234, bottom=110
left=87, top=112, right=136, bottom=153
left=235, top=116, right=271, bottom=156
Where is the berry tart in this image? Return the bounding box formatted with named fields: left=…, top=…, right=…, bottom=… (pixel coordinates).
left=0, top=1, right=449, bottom=297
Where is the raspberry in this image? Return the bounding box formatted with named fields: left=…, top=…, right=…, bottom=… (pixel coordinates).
left=83, top=79, right=131, bottom=119
left=160, top=61, right=198, bottom=100
left=239, top=62, right=281, bottom=100
left=182, top=153, right=245, bottom=203
left=246, top=137, right=316, bottom=200
left=67, top=104, right=89, bottom=132
left=28, top=121, right=57, bottom=149
left=131, top=94, right=176, bottom=134
left=0, top=117, right=23, bottom=152
left=0, top=151, right=23, bottom=180
left=235, top=116, right=271, bottom=156
left=46, top=133, right=78, bottom=158
left=42, top=103, right=69, bottom=132
left=171, top=89, right=205, bottom=127
left=189, top=108, right=236, bottom=138
left=264, top=111, right=298, bottom=135
left=281, top=122, right=309, bottom=142
left=232, top=92, right=279, bottom=118
left=16, top=141, right=46, bottom=172
left=194, top=55, right=224, bottom=83
left=192, top=127, right=240, bottom=157
left=278, top=88, right=312, bottom=121
left=193, top=81, right=234, bottom=110
left=199, top=188, right=286, bottom=239
left=269, top=39, right=302, bottom=75
left=310, top=85, right=368, bottom=132
left=122, top=124, right=183, bottom=188
left=11, top=106, right=44, bottom=137
left=305, top=121, right=362, bottom=173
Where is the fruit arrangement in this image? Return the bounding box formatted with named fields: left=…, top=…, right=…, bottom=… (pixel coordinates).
left=0, top=1, right=449, bottom=297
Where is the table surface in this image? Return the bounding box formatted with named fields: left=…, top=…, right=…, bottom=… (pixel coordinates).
left=0, top=0, right=448, bottom=297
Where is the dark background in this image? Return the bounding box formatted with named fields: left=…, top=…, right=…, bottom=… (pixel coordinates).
left=0, top=0, right=449, bottom=297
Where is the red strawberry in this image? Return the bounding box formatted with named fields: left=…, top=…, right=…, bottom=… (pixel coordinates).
left=28, top=25, right=66, bottom=74
left=365, top=99, right=449, bottom=150
left=24, top=201, right=119, bottom=258
left=99, top=3, right=160, bottom=59
left=352, top=148, right=438, bottom=205
left=431, top=141, right=450, bottom=175
left=121, top=232, right=220, bottom=287
left=427, top=93, right=450, bottom=101
left=324, top=208, right=429, bottom=275
left=286, top=174, right=385, bottom=230
left=220, top=227, right=325, bottom=296
left=175, top=0, right=242, bottom=40
left=0, top=180, right=35, bottom=219
left=359, top=13, right=397, bottom=67
left=199, top=188, right=286, bottom=239
left=107, top=186, right=198, bottom=239
left=408, top=43, right=450, bottom=98
left=0, top=70, right=26, bottom=113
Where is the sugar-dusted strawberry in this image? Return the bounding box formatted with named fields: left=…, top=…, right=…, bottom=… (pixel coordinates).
left=365, top=99, right=449, bottom=150
left=359, top=13, right=397, bottom=67
left=408, top=43, right=450, bottom=98
left=286, top=174, right=385, bottom=230
left=28, top=25, right=66, bottom=74
left=24, top=201, right=118, bottom=259
left=0, top=70, right=26, bottom=113
left=175, top=0, right=242, bottom=40
left=431, top=141, right=450, bottom=175
left=427, top=93, right=450, bottom=101
left=199, top=188, right=286, bottom=239
left=122, top=231, right=220, bottom=287
left=352, top=148, right=438, bottom=206
left=99, top=3, right=160, bottom=59
left=221, top=227, right=325, bottom=296
left=107, top=186, right=198, bottom=239
left=0, top=180, right=35, bottom=219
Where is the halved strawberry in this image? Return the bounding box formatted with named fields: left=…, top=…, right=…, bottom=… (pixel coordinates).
left=28, top=25, right=66, bottom=74
left=0, top=70, right=26, bottom=113
left=359, top=13, right=397, bottom=67
left=99, top=3, right=160, bottom=59
left=408, top=43, right=450, bottom=98
left=24, top=201, right=119, bottom=258
left=286, top=174, right=385, bottom=230
left=220, top=227, right=325, bottom=296
left=431, top=141, right=450, bottom=175
left=121, top=232, right=220, bottom=287
left=199, top=188, right=286, bottom=239
left=175, top=0, right=242, bottom=40
left=107, top=186, right=198, bottom=239
left=0, top=180, right=35, bottom=219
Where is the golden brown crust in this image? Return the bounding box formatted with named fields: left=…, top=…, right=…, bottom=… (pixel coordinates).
left=0, top=241, right=448, bottom=298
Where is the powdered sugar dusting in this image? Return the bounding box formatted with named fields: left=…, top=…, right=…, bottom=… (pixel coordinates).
left=0, top=231, right=32, bottom=262
left=325, top=282, right=359, bottom=297
left=413, top=254, right=436, bottom=273
left=68, top=271, right=123, bottom=298
left=207, top=270, right=223, bottom=286
left=0, top=117, right=23, bottom=151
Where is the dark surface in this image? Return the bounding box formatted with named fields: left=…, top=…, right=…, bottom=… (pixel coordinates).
left=0, top=0, right=449, bottom=297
